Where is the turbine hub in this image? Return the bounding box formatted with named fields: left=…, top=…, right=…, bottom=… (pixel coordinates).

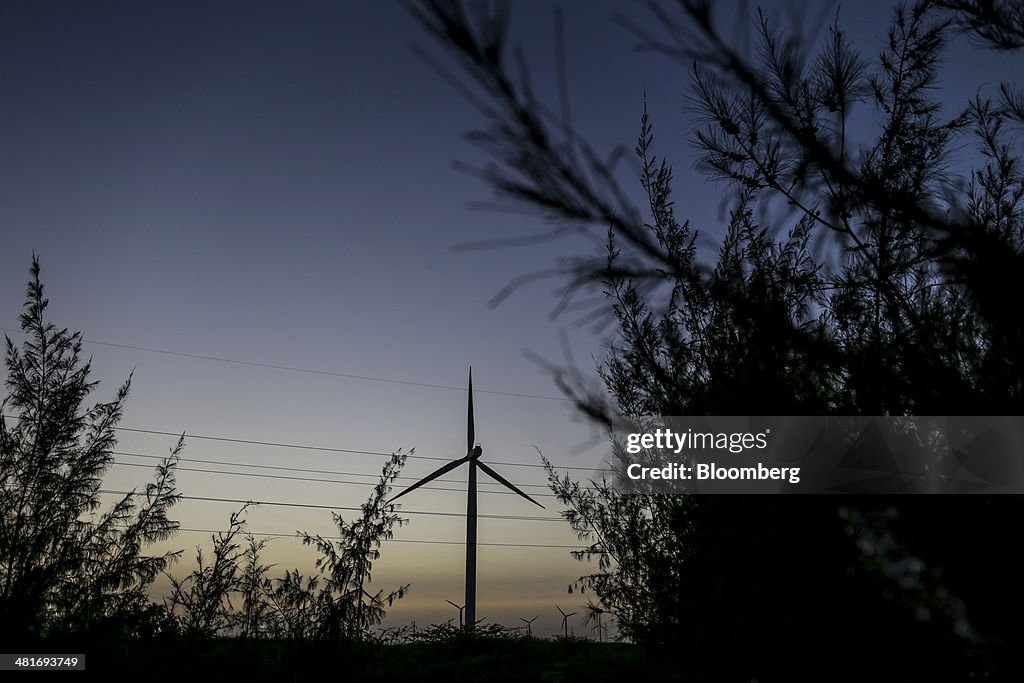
left=470, top=445, right=482, bottom=459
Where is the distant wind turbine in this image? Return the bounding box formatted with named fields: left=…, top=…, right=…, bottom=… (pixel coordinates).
left=519, top=615, right=538, bottom=636
left=389, top=368, right=544, bottom=632
left=446, top=600, right=465, bottom=629
left=585, top=603, right=608, bottom=642
left=556, top=605, right=577, bottom=639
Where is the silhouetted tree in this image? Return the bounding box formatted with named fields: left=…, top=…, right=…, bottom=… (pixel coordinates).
left=0, top=257, right=182, bottom=640
left=299, top=450, right=410, bottom=640
left=262, top=568, right=322, bottom=639
left=411, top=1, right=1023, bottom=679
left=237, top=533, right=273, bottom=639
left=166, top=505, right=253, bottom=637
left=164, top=452, right=410, bottom=641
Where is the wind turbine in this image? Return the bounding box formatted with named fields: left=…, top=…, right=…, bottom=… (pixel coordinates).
left=519, top=615, right=538, bottom=636
left=585, top=604, right=607, bottom=642
left=556, top=605, right=577, bottom=639
left=446, top=600, right=465, bottom=629
left=389, top=368, right=544, bottom=632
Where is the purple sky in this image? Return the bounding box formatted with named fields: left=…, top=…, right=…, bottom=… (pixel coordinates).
left=1, top=0, right=1012, bottom=636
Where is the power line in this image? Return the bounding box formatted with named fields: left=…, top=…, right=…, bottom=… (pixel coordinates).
left=173, top=527, right=579, bottom=549
left=112, top=425, right=611, bottom=473
left=2, top=414, right=610, bottom=473
left=111, top=450, right=554, bottom=489
left=0, top=327, right=570, bottom=401
left=62, top=509, right=580, bottom=549
left=8, top=484, right=566, bottom=522
left=110, top=458, right=561, bottom=499
left=116, top=426, right=435, bottom=458
left=95, top=489, right=566, bottom=523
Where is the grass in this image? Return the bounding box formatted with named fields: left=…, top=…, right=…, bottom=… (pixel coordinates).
left=29, top=634, right=688, bottom=683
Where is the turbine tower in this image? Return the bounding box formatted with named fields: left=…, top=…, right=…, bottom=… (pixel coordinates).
left=556, top=605, right=577, bottom=639
left=389, top=368, right=544, bottom=631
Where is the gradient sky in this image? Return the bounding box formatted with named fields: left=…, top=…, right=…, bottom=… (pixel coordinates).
left=1, top=0, right=1012, bottom=637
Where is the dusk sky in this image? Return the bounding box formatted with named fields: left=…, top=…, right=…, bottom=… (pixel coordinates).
left=1, top=0, right=1010, bottom=637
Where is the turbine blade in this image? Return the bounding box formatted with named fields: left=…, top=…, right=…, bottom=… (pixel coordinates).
left=467, top=367, right=475, bottom=452
left=389, top=455, right=470, bottom=502
left=477, top=461, right=545, bottom=508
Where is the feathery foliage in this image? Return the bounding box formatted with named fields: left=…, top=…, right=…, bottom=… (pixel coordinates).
left=411, top=1, right=1024, bottom=679
left=298, top=450, right=410, bottom=640
left=0, top=257, right=182, bottom=639
left=164, top=452, right=411, bottom=640
left=166, top=505, right=253, bottom=637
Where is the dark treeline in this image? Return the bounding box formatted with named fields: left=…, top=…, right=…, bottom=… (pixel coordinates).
left=410, top=0, right=1024, bottom=681
left=0, top=260, right=409, bottom=650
